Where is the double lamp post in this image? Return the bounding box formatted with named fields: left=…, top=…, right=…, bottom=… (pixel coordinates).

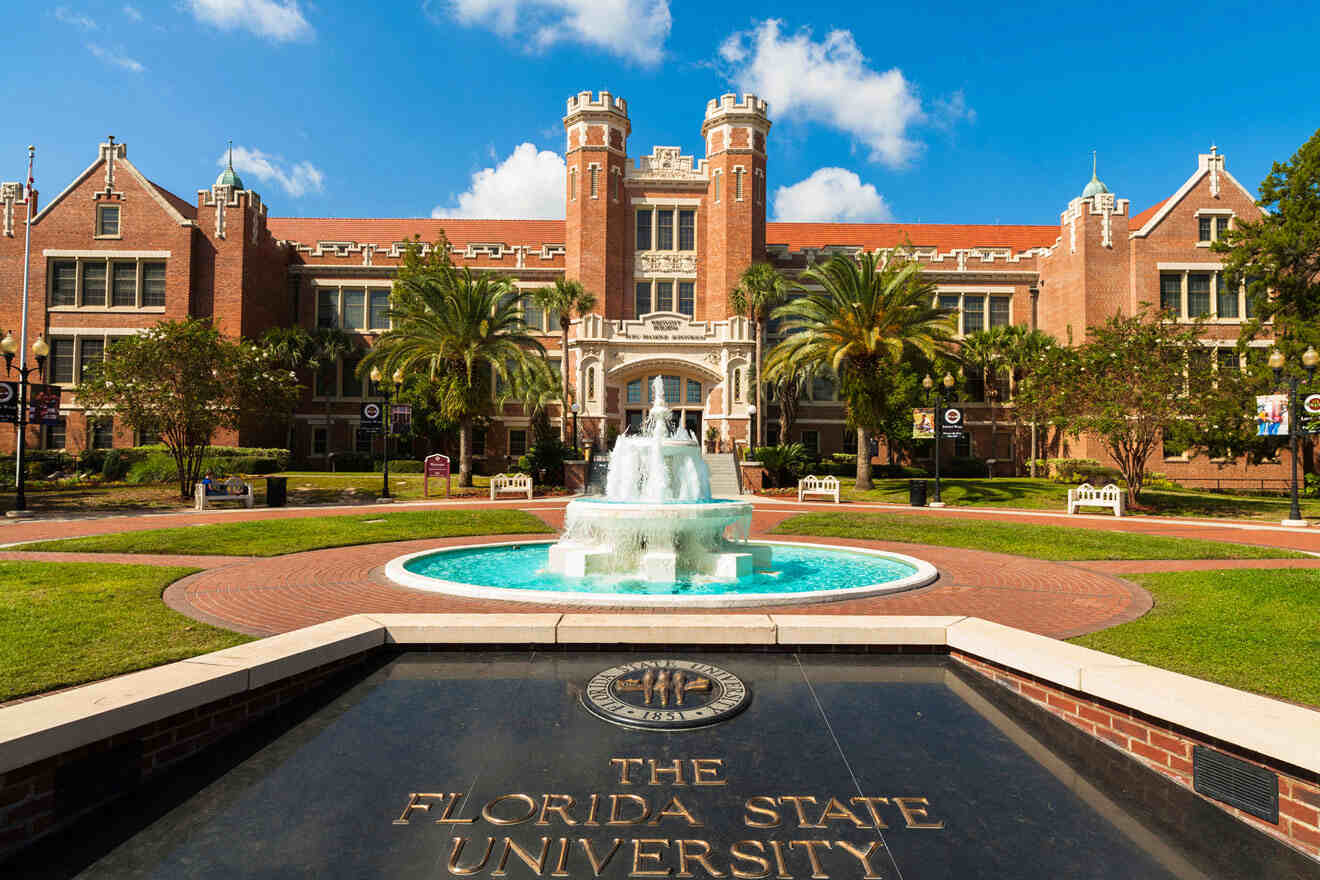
left=922, top=371, right=957, bottom=508
left=0, top=331, right=50, bottom=516
left=1268, top=346, right=1318, bottom=526
left=369, top=366, right=404, bottom=501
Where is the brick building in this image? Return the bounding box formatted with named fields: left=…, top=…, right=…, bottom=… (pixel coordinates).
left=0, top=92, right=1282, bottom=483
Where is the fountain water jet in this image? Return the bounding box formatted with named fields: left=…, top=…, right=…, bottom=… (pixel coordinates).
left=546, top=376, right=768, bottom=583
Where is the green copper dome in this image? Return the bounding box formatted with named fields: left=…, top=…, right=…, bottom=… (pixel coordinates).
left=216, top=141, right=244, bottom=189
left=1081, top=151, right=1107, bottom=198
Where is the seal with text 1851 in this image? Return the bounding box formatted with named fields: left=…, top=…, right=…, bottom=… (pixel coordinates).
left=582, top=659, right=750, bottom=730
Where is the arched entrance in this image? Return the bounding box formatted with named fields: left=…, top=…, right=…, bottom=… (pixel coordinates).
left=609, top=358, right=722, bottom=441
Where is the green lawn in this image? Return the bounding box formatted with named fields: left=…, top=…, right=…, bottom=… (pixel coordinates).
left=1072, top=569, right=1320, bottom=708
left=0, top=562, right=251, bottom=702
left=16, top=509, right=553, bottom=557
left=771, top=511, right=1305, bottom=560
left=830, top=477, right=1320, bottom=521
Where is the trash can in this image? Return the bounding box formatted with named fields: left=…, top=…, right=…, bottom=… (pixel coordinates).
left=908, top=479, right=928, bottom=507
left=266, top=476, right=288, bottom=507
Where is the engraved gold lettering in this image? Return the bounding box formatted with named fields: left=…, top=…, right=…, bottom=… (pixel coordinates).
left=438, top=791, right=478, bottom=824
left=608, top=793, right=651, bottom=825
left=669, top=839, right=723, bottom=877
left=835, top=841, right=884, bottom=879
left=612, top=758, right=646, bottom=785
left=449, top=836, right=496, bottom=875
left=778, top=797, right=822, bottom=828
left=631, top=838, right=673, bottom=876
left=580, top=838, right=624, bottom=875
left=849, top=797, right=890, bottom=830
left=493, top=836, right=551, bottom=876
left=893, top=796, right=944, bottom=829
left=767, top=840, right=791, bottom=879
left=482, top=793, right=539, bottom=826
left=691, top=759, right=726, bottom=786
left=649, top=758, right=686, bottom=786
left=537, top=794, right=579, bottom=826
left=551, top=837, right=571, bottom=877
left=788, top=841, right=831, bottom=879
left=585, top=793, right=602, bottom=827
left=652, top=795, right=702, bottom=827
left=728, top=840, right=770, bottom=879
left=814, top=798, right=868, bottom=829
left=743, top=796, right=781, bottom=828
left=393, top=792, right=443, bottom=825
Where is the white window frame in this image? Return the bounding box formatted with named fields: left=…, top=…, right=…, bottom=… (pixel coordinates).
left=46, top=254, right=169, bottom=312
left=1194, top=209, right=1234, bottom=247
left=313, top=282, right=392, bottom=332
left=934, top=288, right=1015, bottom=337
left=1155, top=264, right=1249, bottom=324
left=95, top=203, right=122, bottom=239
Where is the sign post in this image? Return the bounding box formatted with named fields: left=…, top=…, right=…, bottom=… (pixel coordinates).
left=424, top=454, right=451, bottom=498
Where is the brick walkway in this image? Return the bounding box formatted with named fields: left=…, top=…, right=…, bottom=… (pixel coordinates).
left=6, top=497, right=1319, bottom=641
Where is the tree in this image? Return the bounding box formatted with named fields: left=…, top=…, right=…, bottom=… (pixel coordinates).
left=958, top=328, right=1005, bottom=465
left=360, top=266, right=548, bottom=487
left=77, top=318, right=299, bottom=498
left=730, top=263, right=790, bottom=447
left=766, top=253, right=955, bottom=490
left=1035, top=308, right=1212, bottom=505
left=307, top=326, right=354, bottom=457
left=530, top=279, right=598, bottom=443
left=259, top=325, right=315, bottom=453
left=997, top=326, right=1057, bottom=475
left=763, top=357, right=814, bottom=447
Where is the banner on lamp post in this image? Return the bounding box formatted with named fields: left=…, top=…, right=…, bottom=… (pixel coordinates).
left=29, top=385, right=61, bottom=425
left=1256, top=394, right=1290, bottom=436
left=0, top=382, right=18, bottom=424
left=1300, top=391, right=1320, bottom=435
left=912, top=408, right=934, bottom=439
left=940, top=407, right=965, bottom=439
left=360, top=402, right=383, bottom=433
left=390, top=404, right=411, bottom=434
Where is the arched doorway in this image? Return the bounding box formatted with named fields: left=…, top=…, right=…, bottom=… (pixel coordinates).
left=611, top=359, right=722, bottom=442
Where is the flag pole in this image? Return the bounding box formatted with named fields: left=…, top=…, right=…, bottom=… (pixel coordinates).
left=11, top=146, right=35, bottom=516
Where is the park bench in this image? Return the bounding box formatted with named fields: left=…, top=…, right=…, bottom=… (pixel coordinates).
left=194, top=476, right=255, bottom=511
left=1067, top=482, right=1124, bottom=517
left=490, top=472, right=533, bottom=501
left=797, top=475, right=841, bottom=503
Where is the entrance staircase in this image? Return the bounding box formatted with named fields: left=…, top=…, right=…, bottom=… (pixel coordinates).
left=703, top=453, right=744, bottom=498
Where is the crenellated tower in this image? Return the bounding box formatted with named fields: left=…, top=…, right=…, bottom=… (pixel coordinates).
left=701, top=94, right=770, bottom=317
left=563, top=91, right=631, bottom=316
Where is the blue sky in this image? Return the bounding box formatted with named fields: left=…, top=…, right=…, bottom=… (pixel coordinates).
left=9, top=1, right=1320, bottom=226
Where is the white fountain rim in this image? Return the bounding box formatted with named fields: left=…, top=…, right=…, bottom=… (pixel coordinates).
left=383, top=539, right=939, bottom=608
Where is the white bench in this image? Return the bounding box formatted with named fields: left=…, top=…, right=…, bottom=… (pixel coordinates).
left=1067, top=482, right=1124, bottom=517
left=194, top=476, right=254, bottom=511
left=798, top=475, right=840, bottom=503
left=490, top=473, right=533, bottom=501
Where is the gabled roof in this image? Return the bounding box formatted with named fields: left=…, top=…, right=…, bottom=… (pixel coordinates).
left=1130, top=153, right=1258, bottom=238
left=1129, top=197, right=1169, bottom=229
left=766, top=222, right=1057, bottom=253
left=266, top=217, right=567, bottom=247
left=32, top=150, right=194, bottom=228
left=148, top=179, right=197, bottom=220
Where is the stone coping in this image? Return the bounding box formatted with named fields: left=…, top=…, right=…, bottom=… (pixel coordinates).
left=1, top=613, right=1317, bottom=780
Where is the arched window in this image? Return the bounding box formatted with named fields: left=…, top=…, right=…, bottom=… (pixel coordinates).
left=732, top=367, right=742, bottom=403
left=590, top=166, right=600, bottom=199
left=586, top=366, right=596, bottom=401
left=569, top=168, right=577, bottom=201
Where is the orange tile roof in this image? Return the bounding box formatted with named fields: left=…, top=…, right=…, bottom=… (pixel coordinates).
left=1129, top=198, right=1169, bottom=230
left=148, top=180, right=196, bottom=220
left=266, top=217, right=566, bottom=247
left=767, top=222, right=1058, bottom=253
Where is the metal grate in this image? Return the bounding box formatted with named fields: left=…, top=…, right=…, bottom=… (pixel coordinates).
left=1192, top=745, right=1278, bottom=823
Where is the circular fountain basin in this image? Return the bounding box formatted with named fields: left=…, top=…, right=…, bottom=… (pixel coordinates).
left=383, top=540, right=938, bottom=607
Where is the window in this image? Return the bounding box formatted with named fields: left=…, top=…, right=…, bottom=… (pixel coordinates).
left=91, top=418, right=114, bottom=450
left=613, top=173, right=620, bottom=202
left=1162, top=424, right=1190, bottom=459
left=81, top=263, right=106, bottom=307
left=1217, top=348, right=1241, bottom=374
left=1245, top=279, right=1260, bottom=318
left=587, top=366, right=596, bottom=401
left=50, top=338, right=74, bottom=384
left=1160, top=274, right=1182, bottom=316
left=627, top=379, right=643, bottom=404
left=1198, top=216, right=1212, bottom=243
left=843, top=430, right=857, bottom=454
left=662, top=374, right=681, bottom=404
left=1216, top=272, right=1238, bottom=319
left=812, top=375, right=834, bottom=401
left=142, top=262, right=165, bottom=307
left=96, top=204, right=120, bottom=237
left=45, top=418, right=66, bottom=450
left=766, top=425, right=779, bottom=446
left=523, top=300, right=544, bottom=331
left=545, top=309, right=560, bottom=331
left=589, top=166, right=599, bottom=199
left=1188, top=274, right=1211, bottom=318
left=1216, top=216, right=1230, bottom=239
left=315, top=362, right=336, bottom=397
left=963, top=295, right=985, bottom=333
left=50, top=261, right=76, bottom=307
left=317, top=289, right=338, bottom=328
left=657, top=210, right=674, bottom=250
left=713, top=172, right=721, bottom=203
left=549, top=357, right=561, bottom=380
left=111, top=263, right=136, bottom=307
left=136, top=429, right=159, bottom=446
left=635, top=282, right=652, bottom=316
left=78, top=338, right=104, bottom=382
left=1198, top=213, right=1232, bottom=243
left=989, top=296, right=1011, bottom=328
left=313, top=427, right=328, bottom=456
left=678, top=282, right=694, bottom=317
left=627, top=410, right=644, bottom=433
left=342, top=289, right=366, bottom=330
left=801, top=430, right=819, bottom=456
left=1188, top=348, right=1213, bottom=387
left=636, top=210, right=652, bottom=251
left=369, top=290, right=390, bottom=330
left=472, top=429, right=486, bottom=457
left=735, top=168, right=745, bottom=201
left=732, top=367, right=742, bottom=403
left=954, top=434, right=971, bottom=458
left=678, top=210, right=695, bottom=250
left=569, top=168, right=577, bottom=201
left=341, top=356, right=364, bottom=398
left=509, top=429, right=528, bottom=457
left=655, top=281, right=674, bottom=313
left=686, top=379, right=702, bottom=404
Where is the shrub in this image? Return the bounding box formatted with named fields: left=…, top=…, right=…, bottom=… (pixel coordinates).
left=1046, top=458, right=1123, bottom=484
left=875, top=464, right=927, bottom=478
left=326, top=451, right=373, bottom=472
left=1143, top=472, right=1182, bottom=491
left=101, top=449, right=127, bottom=481
left=374, top=459, right=423, bottom=473
left=753, top=444, right=812, bottom=488
left=944, top=456, right=990, bottom=477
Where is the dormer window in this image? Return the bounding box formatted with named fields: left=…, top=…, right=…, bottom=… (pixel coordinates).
left=96, top=204, right=120, bottom=238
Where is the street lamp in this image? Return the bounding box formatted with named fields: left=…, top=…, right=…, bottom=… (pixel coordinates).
left=1, top=332, right=49, bottom=516
left=570, top=402, right=580, bottom=457
left=1270, top=346, right=1318, bottom=526
left=370, top=366, right=404, bottom=501
left=747, top=404, right=757, bottom=452
left=922, top=371, right=957, bottom=507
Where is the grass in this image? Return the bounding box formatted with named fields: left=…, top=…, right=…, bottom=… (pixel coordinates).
left=1072, top=569, right=1320, bottom=707
left=0, top=561, right=251, bottom=702
left=771, top=511, right=1305, bottom=560
left=15, top=509, right=553, bottom=557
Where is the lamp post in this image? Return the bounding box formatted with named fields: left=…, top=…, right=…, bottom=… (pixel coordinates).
left=370, top=367, right=404, bottom=501
left=1, top=332, right=50, bottom=516
left=747, top=404, right=757, bottom=453
left=570, top=402, right=580, bottom=457
left=922, top=371, right=957, bottom=508
left=1269, top=346, right=1318, bottom=526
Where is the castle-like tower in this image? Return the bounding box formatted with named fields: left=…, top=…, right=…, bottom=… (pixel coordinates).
left=702, top=94, right=770, bottom=317
left=563, top=91, right=631, bottom=317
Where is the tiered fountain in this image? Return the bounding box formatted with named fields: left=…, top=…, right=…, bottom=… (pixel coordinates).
left=546, top=376, right=770, bottom=582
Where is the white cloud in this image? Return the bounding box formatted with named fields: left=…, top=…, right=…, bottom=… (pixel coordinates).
left=432, top=0, right=671, bottom=66
left=436, top=143, right=565, bottom=219
left=719, top=20, right=971, bottom=166
left=186, top=0, right=312, bottom=42
left=773, top=167, right=893, bottom=223
left=55, top=7, right=97, bottom=29
left=221, top=146, right=324, bottom=197
left=87, top=43, right=145, bottom=72
left=123, top=5, right=143, bottom=21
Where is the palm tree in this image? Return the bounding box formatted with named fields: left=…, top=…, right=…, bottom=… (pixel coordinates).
left=762, top=357, right=815, bottom=448
left=766, top=253, right=955, bottom=490
left=530, top=279, right=597, bottom=443
left=959, top=328, right=1006, bottom=470
left=361, top=267, right=546, bottom=486
left=307, top=326, right=354, bottom=462
left=730, top=263, right=789, bottom=447
left=259, top=326, right=315, bottom=454
left=998, top=327, right=1057, bottom=475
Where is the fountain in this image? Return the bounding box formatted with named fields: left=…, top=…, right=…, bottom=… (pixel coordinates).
left=545, top=376, right=769, bottom=583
